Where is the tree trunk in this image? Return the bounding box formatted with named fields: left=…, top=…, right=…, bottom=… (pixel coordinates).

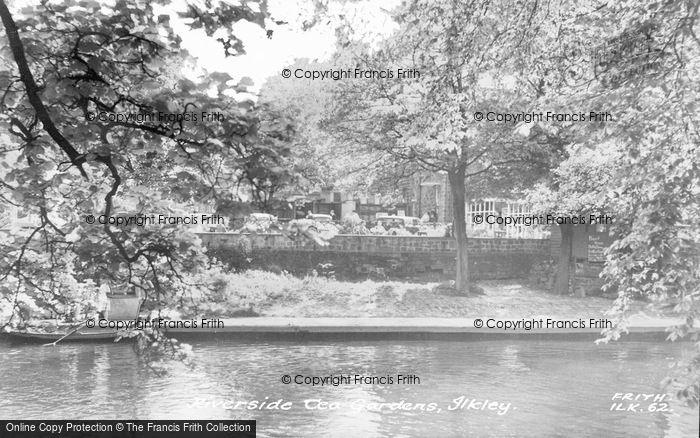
left=554, top=223, right=574, bottom=294
left=448, top=166, right=470, bottom=294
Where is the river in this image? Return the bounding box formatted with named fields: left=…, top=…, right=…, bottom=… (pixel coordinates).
left=0, top=338, right=697, bottom=437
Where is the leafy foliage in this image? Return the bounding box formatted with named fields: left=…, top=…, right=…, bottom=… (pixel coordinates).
left=327, top=0, right=565, bottom=292
left=0, top=0, right=295, bottom=352
left=517, top=0, right=700, bottom=404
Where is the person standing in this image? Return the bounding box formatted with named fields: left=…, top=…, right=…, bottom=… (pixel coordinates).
left=429, top=209, right=438, bottom=223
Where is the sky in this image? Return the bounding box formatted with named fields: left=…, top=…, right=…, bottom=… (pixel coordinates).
left=157, top=0, right=401, bottom=93
left=0, top=0, right=400, bottom=153
left=9, top=0, right=400, bottom=92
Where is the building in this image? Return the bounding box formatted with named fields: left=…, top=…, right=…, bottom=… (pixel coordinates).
left=276, top=174, right=548, bottom=240
left=406, top=173, right=548, bottom=239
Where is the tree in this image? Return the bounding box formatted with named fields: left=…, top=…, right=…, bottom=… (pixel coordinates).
left=329, top=0, right=558, bottom=293
left=518, top=0, right=700, bottom=403
left=526, top=145, right=622, bottom=294
left=0, top=0, right=293, bottom=351
left=259, top=58, right=396, bottom=200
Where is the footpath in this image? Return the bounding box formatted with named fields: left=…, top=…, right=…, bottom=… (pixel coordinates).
left=163, top=314, right=691, bottom=340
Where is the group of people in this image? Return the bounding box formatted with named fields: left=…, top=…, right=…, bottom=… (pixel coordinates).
left=420, top=209, right=438, bottom=223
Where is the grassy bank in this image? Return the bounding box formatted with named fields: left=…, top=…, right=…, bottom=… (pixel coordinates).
left=188, top=270, right=639, bottom=319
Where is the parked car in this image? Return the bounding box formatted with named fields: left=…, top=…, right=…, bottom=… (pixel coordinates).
left=288, top=218, right=339, bottom=244
left=308, top=213, right=334, bottom=223
left=376, top=216, right=423, bottom=234
left=237, top=213, right=279, bottom=233
left=418, top=222, right=448, bottom=237
left=248, top=213, right=278, bottom=223
left=295, top=217, right=339, bottom=234
left=194, top=213, right=229, bottom=232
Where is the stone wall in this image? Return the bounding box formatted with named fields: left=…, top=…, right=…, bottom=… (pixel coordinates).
left=198, top=233, right=551, bottom=282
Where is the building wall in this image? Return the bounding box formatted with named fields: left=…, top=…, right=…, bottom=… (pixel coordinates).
left=198, top=233, right=551, bottom=281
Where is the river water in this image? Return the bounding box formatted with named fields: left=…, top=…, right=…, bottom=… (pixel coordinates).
left=0, top=338, right=697, bottom=437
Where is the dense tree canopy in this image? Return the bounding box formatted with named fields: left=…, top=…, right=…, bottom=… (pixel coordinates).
left=0, top=0, right=293, bottom=360
left=325, top=0, right=699, bottom=402
left=328, top=0, right=568, bottom=293
left=518, top=0, right=700, bottom=403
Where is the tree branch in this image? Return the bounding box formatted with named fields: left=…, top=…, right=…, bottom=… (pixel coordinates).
left=0, top=0, right=88, bottom=179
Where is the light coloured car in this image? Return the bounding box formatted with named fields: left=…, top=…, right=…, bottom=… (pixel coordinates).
left=194, top=213, right=229, bottom=232
left=308, top=213, right=334, bottom=223
left=418, top=222, right=448, bottom=237
left=376, top=215, right=422, bottom=234
left=248, top=213, right=278, bottom=223
left=238, top=213, right=279, bottom=233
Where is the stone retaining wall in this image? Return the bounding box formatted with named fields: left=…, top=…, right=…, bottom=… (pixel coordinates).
left=198, top=233, right=552, bottom=281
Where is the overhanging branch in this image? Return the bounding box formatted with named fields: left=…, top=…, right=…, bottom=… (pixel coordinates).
left=0, top=0, right=88, bottom=179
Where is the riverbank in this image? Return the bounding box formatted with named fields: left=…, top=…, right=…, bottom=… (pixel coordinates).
left=4, top=315, right=690, bottom=344
left=3, top=316, right=687, bottom=343
left=208, top=270, right=650, bottom=319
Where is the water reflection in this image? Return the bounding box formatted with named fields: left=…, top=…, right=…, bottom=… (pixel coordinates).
left=498, top=344, right=531, bottom=373
left=0, top=339, right=697, bottom=437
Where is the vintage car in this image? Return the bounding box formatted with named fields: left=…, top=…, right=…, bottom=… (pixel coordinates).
left=307, top=213, right=334, bottom=223
left=237, top=213, right=279, bottom=233
left=375, top=215, right=423, bottom=235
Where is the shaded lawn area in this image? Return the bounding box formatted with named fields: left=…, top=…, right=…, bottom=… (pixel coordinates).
left=208, top=270, right=650, bottom=319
